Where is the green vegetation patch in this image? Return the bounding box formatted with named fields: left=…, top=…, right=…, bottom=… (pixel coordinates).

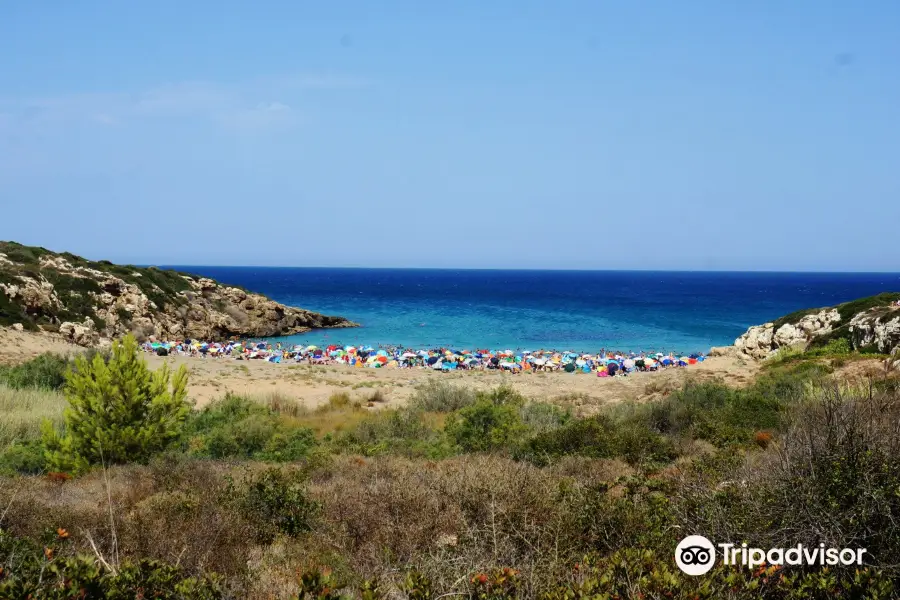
left=184, top=394, right=318, bottom=462
left=0, top=241, right=206, bottom=327
left=835, top=291, right=900, bottom=321
left=771, top=292, right=900, bottom=332
left=0, top=241, right=52, bottom=265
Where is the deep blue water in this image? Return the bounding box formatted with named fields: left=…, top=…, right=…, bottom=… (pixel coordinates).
left=167, top=268, right=900, bottom=354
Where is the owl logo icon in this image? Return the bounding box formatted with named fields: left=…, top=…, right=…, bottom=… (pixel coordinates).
left=675, top=536, right=716, bottom=576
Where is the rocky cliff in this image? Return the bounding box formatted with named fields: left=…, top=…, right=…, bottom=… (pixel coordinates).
left=0, top=241, right=357, bottom=346
left=730, top=293, right=900, bottom=359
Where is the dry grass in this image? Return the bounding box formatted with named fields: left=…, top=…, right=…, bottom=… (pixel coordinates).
left=0, top=452, right=637, bottom=598
left=1, top=458, right=257, bottom=579
left=290, top=401, right=371, bottom=436
left=0, top=383, right=66, bottom=447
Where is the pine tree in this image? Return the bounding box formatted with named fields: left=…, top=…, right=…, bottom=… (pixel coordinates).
left=42, top=334, right=190, bottom=474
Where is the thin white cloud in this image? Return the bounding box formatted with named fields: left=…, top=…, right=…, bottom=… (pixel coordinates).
left=215, top=101, right=298, bottom=131
left=91, top=113, right=118, bottom=125
left=132, top=81, right=231, bottom=117
left=0, top=73, right=365, bottom=134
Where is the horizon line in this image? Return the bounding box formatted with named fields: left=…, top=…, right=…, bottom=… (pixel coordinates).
left=154, top=264, right=900, bottom=276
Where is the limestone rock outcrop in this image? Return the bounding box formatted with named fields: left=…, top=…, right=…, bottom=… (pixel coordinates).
left=732, top=301, right=899, bottom=359
left=849, top=312, right=900, bottom=355
left=1, top=242, right=358, bottom=347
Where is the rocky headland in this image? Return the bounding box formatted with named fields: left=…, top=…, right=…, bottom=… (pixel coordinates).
left=718, top=293, right=900, bottom=359
left=0, top=241, right=357, bottom=347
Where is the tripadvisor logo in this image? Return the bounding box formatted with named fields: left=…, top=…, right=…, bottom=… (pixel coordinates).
left=675, top=536, right=868, bottom=576
left=675, top=536, right=716, bottom=575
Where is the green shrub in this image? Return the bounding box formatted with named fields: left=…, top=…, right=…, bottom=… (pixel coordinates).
left=204, top=412, right=278, bottom=458
left=0, top=353, right=69, bottom=390
left=42, top=334, right=190, bottom=473
left=835, top=292, right=900, bottom=321
left=519, top=402, right=571, bottom=434
left=236, top=467, right=319, bottom=542
left=0, top=439, right=47, bottom=474
left=294, top=568, right=372, bottom=600
left=519, top=413, right=676, bottom=466
left=337, top=406, right=448, bottom=458
left=446, top=399, right=526, bottom=453
left=476, top=384, right=526, bottom=407
left=410, top=380, right=476, bottom=412
left=258, top=427, right=318, bottom=462
left=401, top=571, right=433, bottom=600
left=644, top=379, right=790, bottom=446
left=185, top=394, right=317, bottom=461
left=804, top=337, right=852, bottom=358
left=0, top=290, right=37, bottom=328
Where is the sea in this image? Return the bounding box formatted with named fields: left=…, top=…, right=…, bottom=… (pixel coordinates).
left=168, top=268, right=900, bottom=355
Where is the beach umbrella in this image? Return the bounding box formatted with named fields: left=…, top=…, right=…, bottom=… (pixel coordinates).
left=401, top=352, right=417, bottom=358
left=306, top=345, right=318, bottom=351
left=376, top=350, right=388, bottom=357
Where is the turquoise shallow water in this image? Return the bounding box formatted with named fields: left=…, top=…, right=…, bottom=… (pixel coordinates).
left=169, top=268, right=900, bottom=355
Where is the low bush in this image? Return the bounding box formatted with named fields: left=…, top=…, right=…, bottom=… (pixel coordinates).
left=410, top=380, right=476, bottom=412
left=0, top=352, right=70, bottom=390
left=518, top=401, right=571, bottom=434
left=185, top=394, right=318, bottom=461
left=336, top=406, right=450, bottom=458
left=445, top=399, right=526, bottom=453
left=234, top=466, right=319, bottom=542
left=0, top=439, right=47, bottom=474
left=518, top=413, right=676, bottom=466
left=642, top=376, right=798, bottom=447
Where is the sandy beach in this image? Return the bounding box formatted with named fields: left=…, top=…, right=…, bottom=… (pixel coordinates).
left=0, top=327, right=759, bottom=412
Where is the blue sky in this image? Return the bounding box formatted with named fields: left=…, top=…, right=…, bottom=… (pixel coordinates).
left=1, top=1, right=898, bottom=271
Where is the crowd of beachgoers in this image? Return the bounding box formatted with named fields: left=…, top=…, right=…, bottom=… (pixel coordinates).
left=141, top=339, right=707, bottom=376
